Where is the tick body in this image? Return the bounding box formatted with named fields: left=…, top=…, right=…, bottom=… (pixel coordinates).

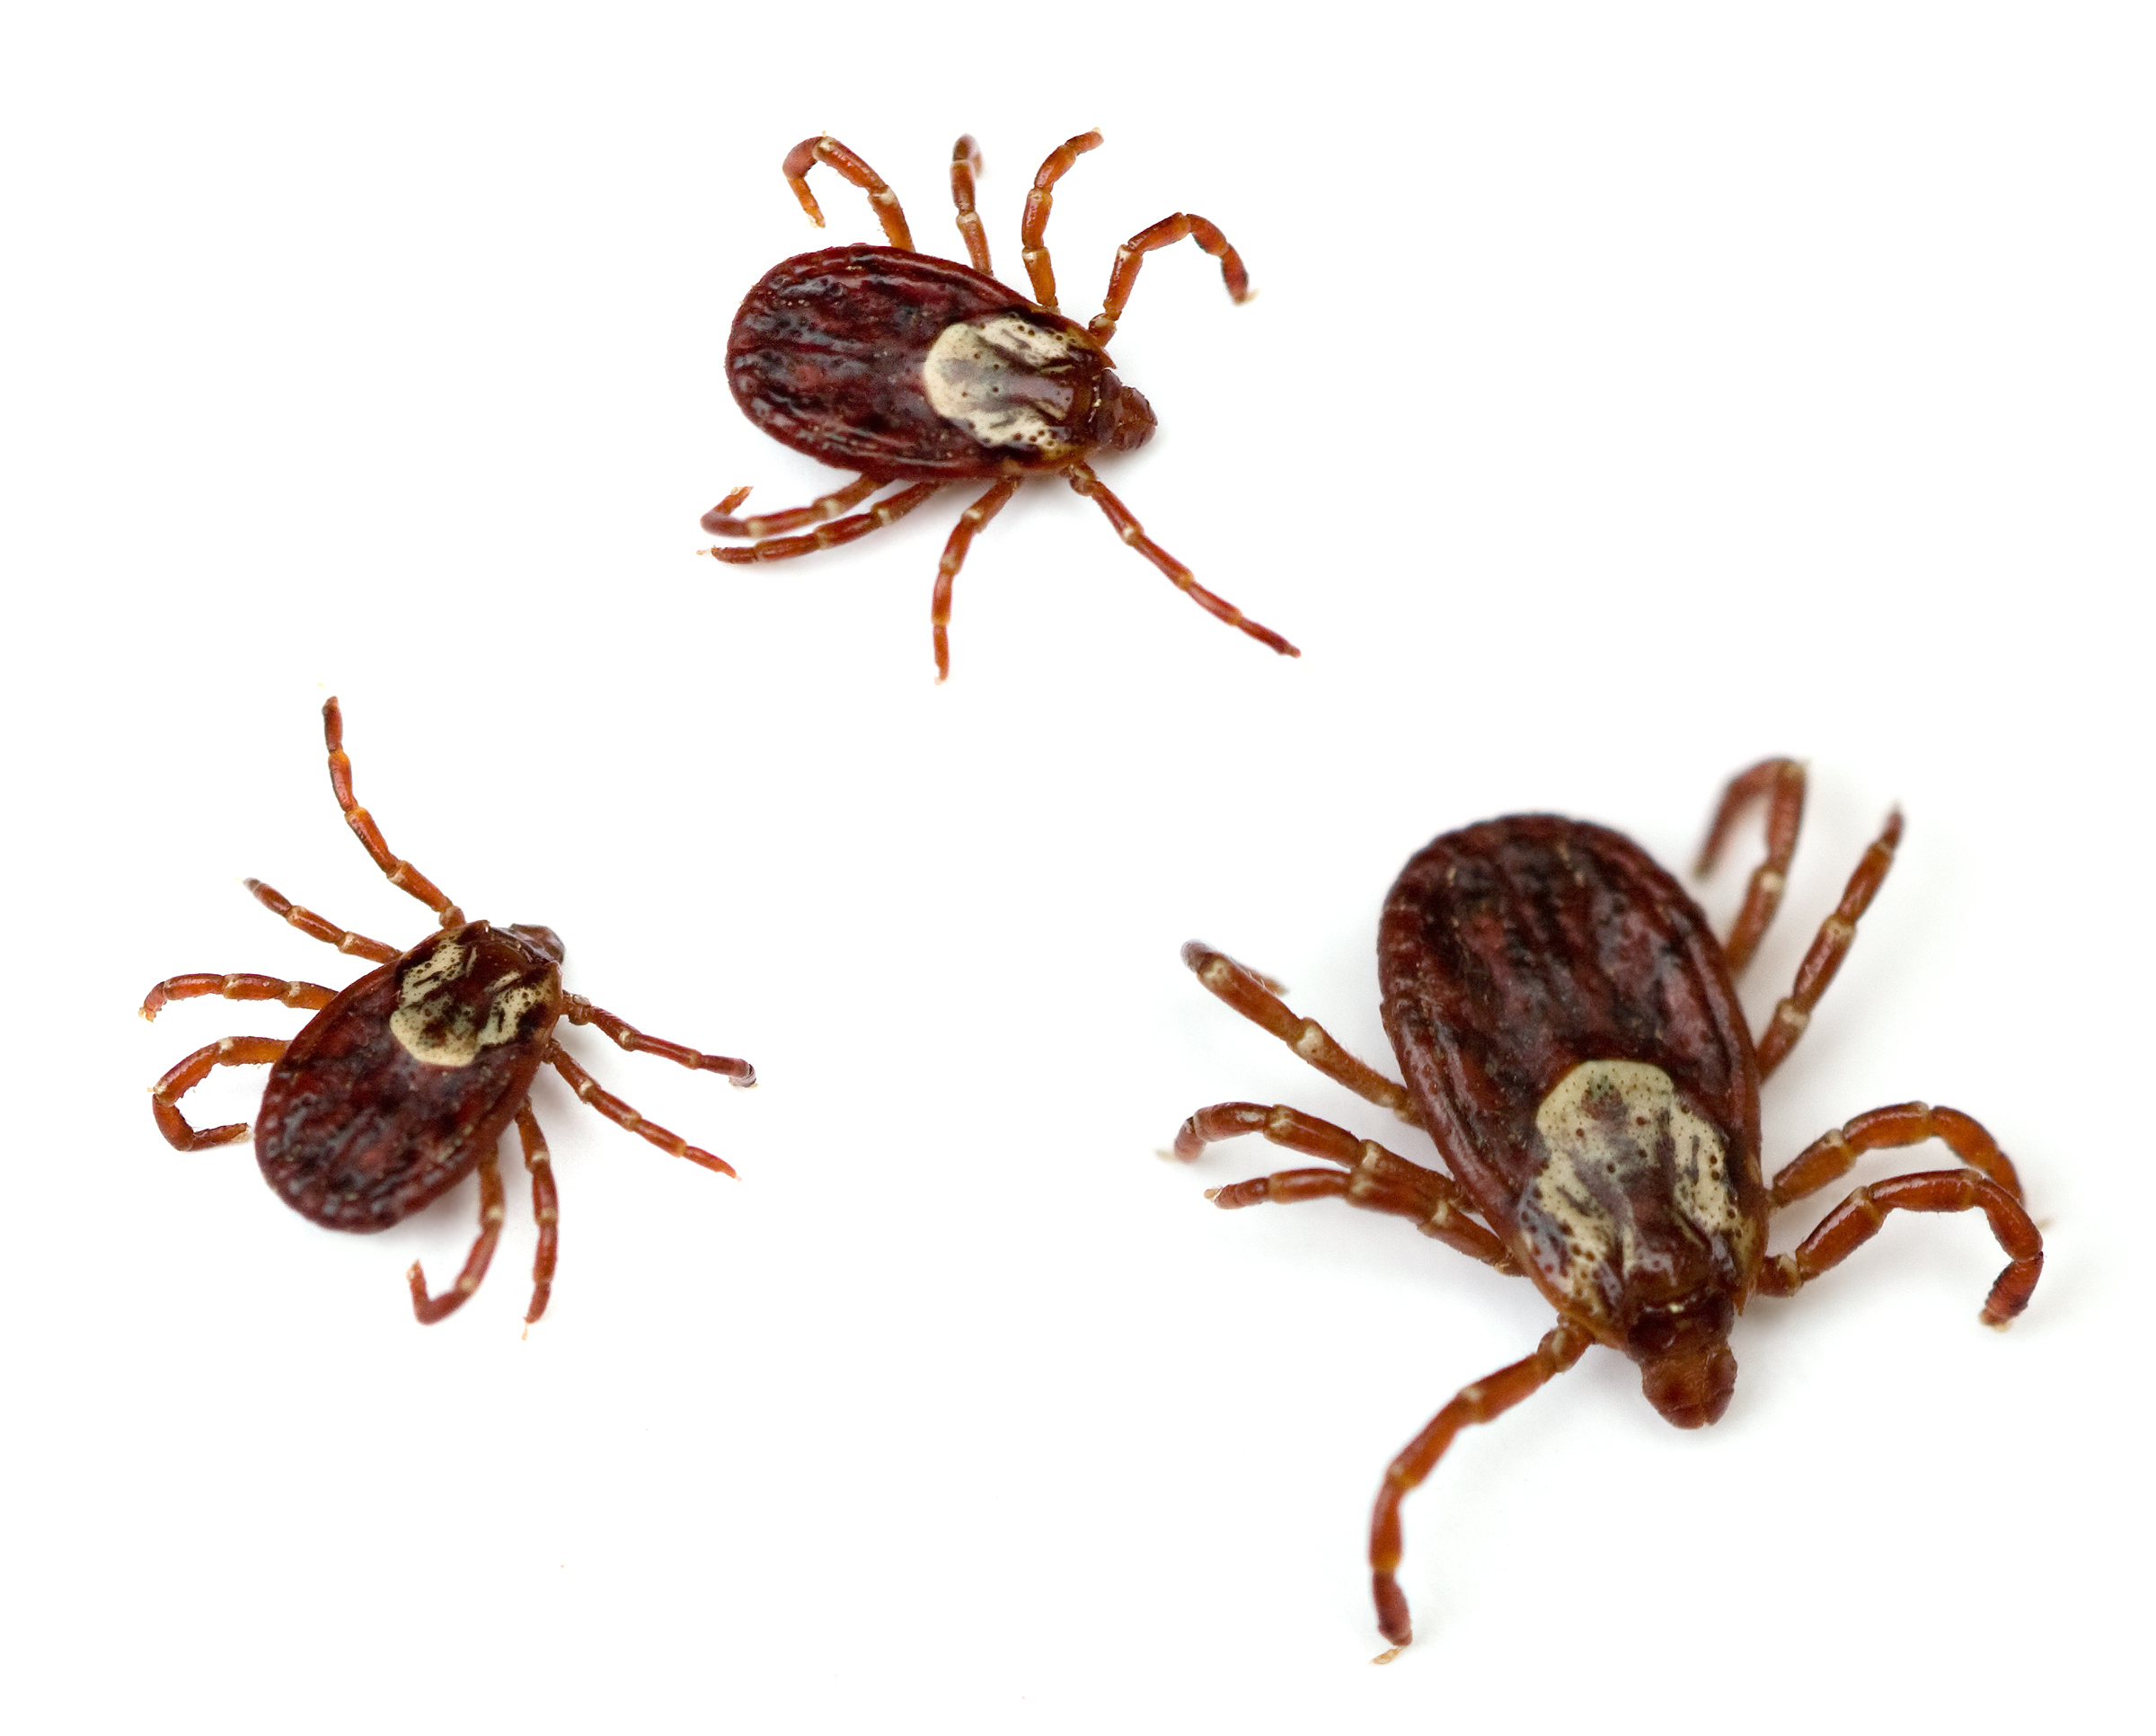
left=1169, top=760, right=2042, bottom=1654
left=142, top=699, right=756, bottom=1324
left=704, top=130, right=1296, bottom=679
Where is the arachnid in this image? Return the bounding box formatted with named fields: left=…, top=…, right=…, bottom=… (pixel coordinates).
left=1167, top=759, right=2042, bottom=1655
left=703, top=130, right=1297, bottom=680
left=141, top=698, right=756, bottom=1324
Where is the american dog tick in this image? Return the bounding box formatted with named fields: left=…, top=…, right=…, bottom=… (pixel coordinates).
left=141, top=698, right=756, bottom=1325
left=1169, top=759, right=2042, bottom=1656
left=702, top=130, right=1297, bottom=679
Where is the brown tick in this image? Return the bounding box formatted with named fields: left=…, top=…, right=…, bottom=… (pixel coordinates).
left=1168, top=759, right=2043, bottom=1656
left=702, top=130, right=1297, bottom=679
left=141, top=698, right=756, bottom=1325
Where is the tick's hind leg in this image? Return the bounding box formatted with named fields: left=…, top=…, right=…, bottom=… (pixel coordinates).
left=243, top=879, right=400, bottom=962
left=1369, top=1321, right=1592, bottom=1657
left=1019, top=128, right=1103, bottom=310
left=561, top=996, right=755, bottom=1085
left=406, top=1145, right=506, bottom=1324
left=148, top=1036, right=287, bottom=1149
left=323, top=697, right=464, bottom=928
left=950, top=135, right=991, bottom=275
left=547, top=1044, right=738, bottom=1176
left=1696, top=757, right=1805, bottom=977
left=516, top=1106, right=559, bottom=1325
left=1754, top=809, right=1903, bottom=1079
left=1175, top=1101, right=1516, bottom=1272
left=1178, top=943, right=1412, bottom=1120
left=141, top=973, right=334, bottom=1022
left=703, top=483, right=941, bottom=566
left=1065, top=465, right=1297, bottom=660
left=1088, top=210, right=1251, bottom=344
left=780, top=135, right=913, bottom=250
left=701, top=476, right=881, bottom=541
left=931, top=478, right=1021, bottom=681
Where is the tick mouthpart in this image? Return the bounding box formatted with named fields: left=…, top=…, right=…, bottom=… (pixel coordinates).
left=507, top=924, right=566, bottom=962
left=1091, top=373, right=1155, bottom=452
left=1639, top=1342, right=1738, bottom=1430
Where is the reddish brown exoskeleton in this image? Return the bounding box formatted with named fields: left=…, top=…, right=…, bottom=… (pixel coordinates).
left=141, top=699, right=756, bottom=1324
left=1168, top=759, right=2043, bottom=1655
left=704, top=130, right=1297, bottom=679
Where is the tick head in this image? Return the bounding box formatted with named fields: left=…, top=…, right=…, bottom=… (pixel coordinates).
left=1091, top=373, right=1155, bottom=452
left=507, top=924, right=566, bottom=963
left=1627, top=1292, right=1737, bottom=1429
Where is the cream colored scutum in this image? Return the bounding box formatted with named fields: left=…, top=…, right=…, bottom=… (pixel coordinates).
left=389, top=937, right=552, bottom=1067
left=1523, top=1060, right=1754, bottom=1317
left=922, top=315, right=1085, bottom=457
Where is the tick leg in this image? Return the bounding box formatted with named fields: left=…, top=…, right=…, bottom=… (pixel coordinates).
left=780, top=135, right=913, bottom=250
left=1065, top=464, right=1298, bottom=659
left=950, top=134, right=992, bottom=275
left=701, top=475, right=881, bottom=540
left=1754, top=1165, right=2042, bottom=1329
left=140, top=972, right=335, bottom=1022
left=1370, top=1320, right=1593, bottom=1656
left=562, top=995, right=756, bottom=1085
left=1696, top=757, right=1805, bottom=978
left=1771, top=1101, right=2024, bottom=1208
left=1754, top=809, right=1904, bottom=1079
left=148, top=1035, right=287, bottom=1149
left=1178, top=943, right=1413, bottom=1120
left=323, top=697, right=464, bottom=928
left=1179, top=1101, right=1515, bottom=1272
left=1088, top=210, right=1252, bottom=345
left=548, top=1044, right=738, bottom=1177
left=931, top=478, right=1021, bottom=682
left=704, top=483, right=941, bottom=566
left=1019, top=128, right=1103, bottom=310
left=517, top=1105, right=560, bottom=1325
left=243, top=878, right=401, bottom=962
left=406, top=1144, right=506, bottom=1324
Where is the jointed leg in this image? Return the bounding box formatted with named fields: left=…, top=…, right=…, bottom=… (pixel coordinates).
left=1019, top=128, right=1103, bottom=310
left=148, top=1035, right=287, bottom=1149
left=561, top=994, right=756, bottom=1085
left=323, top=697, right=464, bottom=928
left=243, top=878, right=400, bottom=962
left=547, top=1044, right=737, bottom=1176
left=950, top=135, right=991, bottom=275
left=703, top=483, right=941, bottom=566
left=1754, top=809, right=1903, bottom=1078
left=406, top=1145, right=505, bottom=1324
left=517, top=1106, right=559, bottom=1325
left=701, top=476, right=881, bottom=540
left=1696, top=757, right=1805, bottom=978
left=141, top=973, right=335, bottom=1022
left=1179, top=943, right=1413, bottom=1120
left=1370, top=1320, right=1593, bottom=1656
left=780, top=135, right=913, bottom=250
left=1065, top=463, right=1298, bottom=658
left=931, top=477, right=1021, bottom=681
left=1089, top=210, right=1251, bottom=344
left=1770, top=1100, right=2025, bottom=1208
left=1177, top=1100, right=1515, bottom=1272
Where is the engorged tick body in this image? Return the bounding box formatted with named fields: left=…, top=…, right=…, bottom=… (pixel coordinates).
left=704, top=130, right=1296, bottom=679
left=142, top=699, right=756, bottom=1325
left=1169, top=760, right=2043, bottom=1654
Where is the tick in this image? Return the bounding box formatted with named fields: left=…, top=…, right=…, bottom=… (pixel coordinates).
left=702, top=129, right=1297, bottom=679
left=140, top=698, right=756, bottom=1324
left=1168, top=759, right=2042, bottom=1654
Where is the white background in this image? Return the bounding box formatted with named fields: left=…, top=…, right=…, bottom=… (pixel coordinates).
left=4, top=4, right=2150, bottom=1731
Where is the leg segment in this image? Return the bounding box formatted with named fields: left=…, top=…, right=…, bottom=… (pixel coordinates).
left=950, top=134, right=992, bottom=275
left=779, top=135, right=913, bottom=250
left=1178, top=1101, right=1515, bottom=1272
left=561, top=995, right=756, bottom=1085
left=406, top=1145, right=505, bottom=1324
left=930, top=477, right=1021, bottom=682
left=1771, top=1100, right=2024, bottom=1208
left=323, top=697, right=464, bottom=928
left=1065, top=463, right=1298, bottom=658
left=1090, top=211, right=1252, bottom=344
left=1695, top=757, right=1805, bottom=979
left=1754, top=809, right=1904, bottom=1078
left=148, top=1035, right=287, bottom=1149
left=701, top=475, right=881, bottom=541
left=1754, top=1165, right=2042, bottom=1329
left=1370, top=1320, right=1593, bottom=1654
left=517, top=1105, right=559, bottom=1325
left=141, top=973, right=335, bottom=1022
left=703, top=483, right=941, bottom=566
left=244, top=878, right=399, bottom=962
left=1179, top=943, right=1413, bottom=1120
left=547, top=1044, right=737, bottom=1177
left=1019, top=129, right=1103, bottom=310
